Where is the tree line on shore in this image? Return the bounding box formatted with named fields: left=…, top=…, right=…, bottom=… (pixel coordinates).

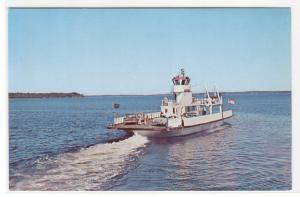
left=9, top=92, right=84, bottom=98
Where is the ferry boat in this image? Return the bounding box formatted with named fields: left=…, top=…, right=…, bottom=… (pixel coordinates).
left=107, top=69, right=233, bottom=137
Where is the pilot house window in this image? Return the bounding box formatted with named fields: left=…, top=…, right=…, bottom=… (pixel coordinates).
left=173, top=108, right=175, bottom=114
left=165, top=109, right=168, bottom=113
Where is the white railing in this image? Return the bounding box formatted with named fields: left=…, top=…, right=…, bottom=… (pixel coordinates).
left=193, top=98, right=205, bottom=105
left=114, top=116, right=124, bottom=125
left=145, top=112, right=161, bottom=119
left=161, top=99, right=176, bottom=106
left=192, top=98, right=221, bottom=106
left=113, top=112, right=161, bottom=125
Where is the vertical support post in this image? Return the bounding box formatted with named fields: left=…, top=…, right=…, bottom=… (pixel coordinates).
left=221, top=96, right=224, bottom=119
left=221, top=104, right=224, bottom=119
left=112, top=111, right=116, bottom=125
left=112, top=103, right=118, bottom=125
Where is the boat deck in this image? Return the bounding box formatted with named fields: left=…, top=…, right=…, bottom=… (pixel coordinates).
left=107, top=118, right=169, bottom=131
left=107, top=110, right=233, bottom=132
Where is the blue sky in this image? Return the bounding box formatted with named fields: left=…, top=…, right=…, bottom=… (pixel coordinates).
left=9, top=8, right=291, bottom=95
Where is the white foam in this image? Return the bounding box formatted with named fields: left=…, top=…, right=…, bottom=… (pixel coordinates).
left=12, top=134, right=149, bottom=190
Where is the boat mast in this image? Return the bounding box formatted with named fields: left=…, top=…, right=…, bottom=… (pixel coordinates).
left=181, top=68, right=185, bottom=76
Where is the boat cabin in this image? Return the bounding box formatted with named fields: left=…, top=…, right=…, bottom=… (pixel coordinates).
left=160, top=69, right=223, bottom=119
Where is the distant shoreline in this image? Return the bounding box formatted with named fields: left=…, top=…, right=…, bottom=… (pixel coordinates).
left=9, top=92, right=84, bottom=99
left=8, top=91, right=291, bottom=98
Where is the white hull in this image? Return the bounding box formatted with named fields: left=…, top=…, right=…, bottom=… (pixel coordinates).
left=133, top=119, right=225, bottom=138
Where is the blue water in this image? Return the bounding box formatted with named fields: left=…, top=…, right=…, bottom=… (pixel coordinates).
left=9, top=93, right=291, bottom=190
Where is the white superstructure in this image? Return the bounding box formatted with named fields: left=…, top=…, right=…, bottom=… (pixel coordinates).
left=107, top=69, right=233, bottom=138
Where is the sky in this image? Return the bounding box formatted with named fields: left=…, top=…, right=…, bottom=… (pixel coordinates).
left=8, top=8, right=291, bottom=95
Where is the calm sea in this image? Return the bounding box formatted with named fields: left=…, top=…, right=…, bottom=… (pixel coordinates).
left=9, top=93, right=291, bottom=190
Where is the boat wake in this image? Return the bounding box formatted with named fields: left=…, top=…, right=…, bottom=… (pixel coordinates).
left=10, top=134, right=149, bottom=191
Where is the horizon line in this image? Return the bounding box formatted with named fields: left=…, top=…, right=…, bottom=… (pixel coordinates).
left=9, top=90, right=292, bottom=97
left=86, top=90, right=292, bottom=96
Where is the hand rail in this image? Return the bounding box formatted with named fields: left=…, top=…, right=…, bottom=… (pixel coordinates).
left=113, top=112, right=161, bottom=125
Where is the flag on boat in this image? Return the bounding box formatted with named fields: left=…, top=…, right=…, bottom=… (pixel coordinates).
left=228, top=99, right=235, bottom=105
left=113, top=103, right=120, bottom=109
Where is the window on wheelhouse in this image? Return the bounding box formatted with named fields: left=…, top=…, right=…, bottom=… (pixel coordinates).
left=185, top=106, right=196, bottom=112
left=185, top=106, right=190, bottom=112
